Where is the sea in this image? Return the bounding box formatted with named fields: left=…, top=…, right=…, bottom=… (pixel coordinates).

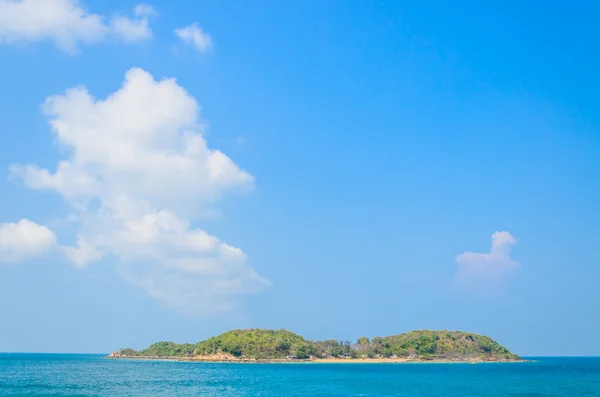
left=0, top=354, right=598, bottom=396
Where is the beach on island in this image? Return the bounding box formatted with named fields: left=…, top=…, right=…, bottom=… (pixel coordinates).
left=108, top=351, right=523, bottom=364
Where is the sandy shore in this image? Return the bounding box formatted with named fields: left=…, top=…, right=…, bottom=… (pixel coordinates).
left=108, top=353, right=522, bottom=364
left=308, top=357, right=524, bottom=364
left=311, top=357, right=414, bottom=363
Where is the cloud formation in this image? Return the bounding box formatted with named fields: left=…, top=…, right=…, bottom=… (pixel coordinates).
left=0, top=0, right=155, bottom=53
left=175, top=23, right=212, bottom=52
left=10, top=67, right=268, bottom=312
left=111, top=3, right=155, bottom=43
left=0, top=219, right=57, bottom=263
left=455, top=231, right=520, bottom=285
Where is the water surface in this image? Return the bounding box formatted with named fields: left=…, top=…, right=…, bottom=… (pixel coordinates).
left=1, top=354, right=598, bottom=396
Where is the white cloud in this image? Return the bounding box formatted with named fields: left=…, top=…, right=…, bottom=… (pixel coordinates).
left=455, top=231, right=520, bottom=285
left=0, top=219, right=57, bottom=263
left=11, top=67, right=253, bottom=210
left=10, top=67, right=267, bottom=312
left=0, top=0, right=155, bottom=53
left=175, top=23, right=212, bottom=52
left=60, top=236, right=102, bottom=269
left=134, top=3, right=156, bottom=18
left=110, top=4, right=155, bottom=43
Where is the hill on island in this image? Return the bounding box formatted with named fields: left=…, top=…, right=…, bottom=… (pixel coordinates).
left=117, top=329, right=521, bottom=362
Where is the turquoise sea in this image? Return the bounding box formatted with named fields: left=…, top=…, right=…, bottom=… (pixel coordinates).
left=0, top=354, right=599, bottom=396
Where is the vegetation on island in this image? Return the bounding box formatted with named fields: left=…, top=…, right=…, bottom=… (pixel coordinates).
left=115, top=329, right=521, bottom=362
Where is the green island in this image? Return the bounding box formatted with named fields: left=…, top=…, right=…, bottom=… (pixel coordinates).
left=108, top=329, right=522, bottom=363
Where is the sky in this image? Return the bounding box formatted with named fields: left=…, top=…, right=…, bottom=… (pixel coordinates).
left=0, top=0, right=599, bottom=356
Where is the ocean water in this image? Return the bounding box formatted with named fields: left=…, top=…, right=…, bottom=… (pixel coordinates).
left=0, top=354, right=599, bottom=396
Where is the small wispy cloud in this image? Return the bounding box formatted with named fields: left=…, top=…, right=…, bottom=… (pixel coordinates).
left=111, top=4, right=156, bottom=43
left=174, top=23, right=212, bottom=52
left=134, top=4, right=157, bottom=18
left=455, top=231, right=520, bottom=287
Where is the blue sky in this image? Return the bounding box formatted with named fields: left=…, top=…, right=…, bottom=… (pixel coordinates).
left=0, top=0, right=598, bottom=356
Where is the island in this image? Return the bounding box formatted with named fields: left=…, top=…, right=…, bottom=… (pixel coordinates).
left=108, top=329, right=522, bottom=363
